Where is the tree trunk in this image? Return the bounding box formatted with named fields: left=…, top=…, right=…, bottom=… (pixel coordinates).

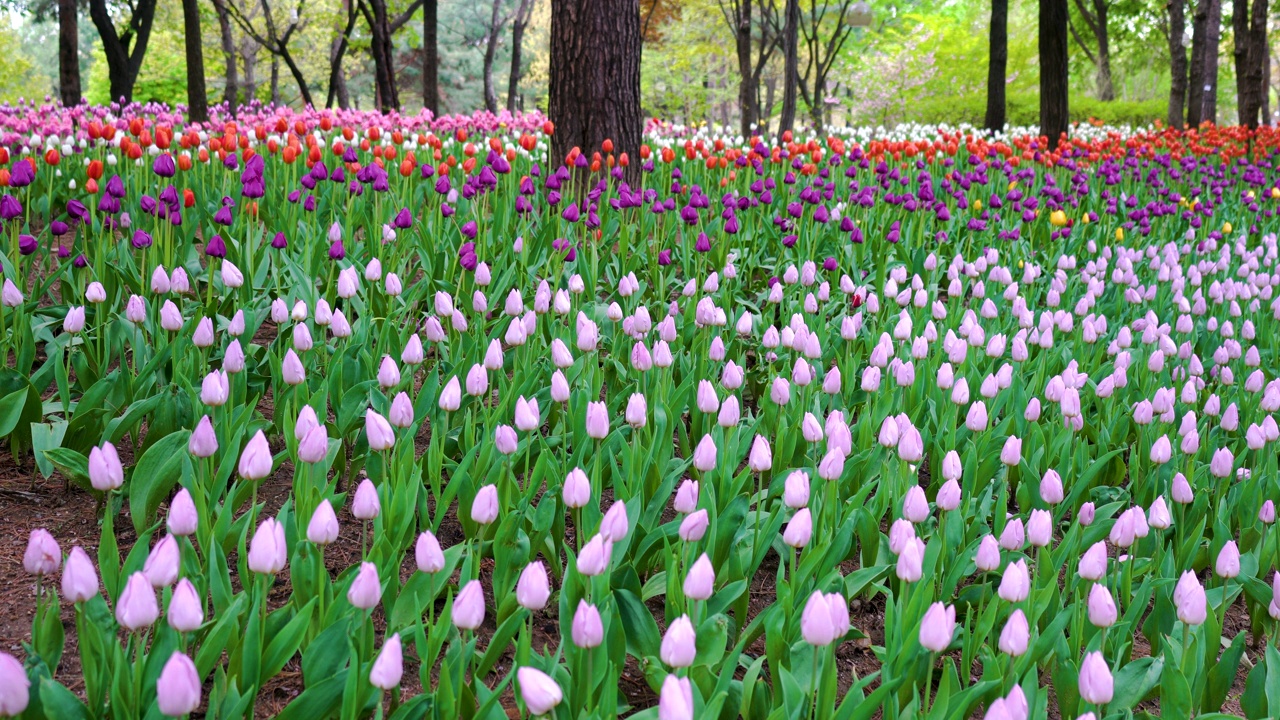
left=423, top=0, right=438, bottom=113
left=507, top=0, right=534, bottom=111
left=735, top=0, right=757, bottom=136
left=242, top=42, right=258, bottom=103
left=548, top=0, right=642, bottom=183
left=271, top=56, right=280, bottom=104
left=1202, top=0, right=1221, bottom=123
left=364, top=0, right=399, bottom=112
left=1187, top=0, right=1209, bottom=125
left=58, top=0, right=81, bottom=107
left=1264, top=49, right=1272, bottom=123
left=1234, top=0, right=1268, bottom=127
left=763, top=75, right=777, bottom=129
left=213, top=0, right=238, bottom=111
left=327, top=0, right=357, bottom=109
left=182, top=0, right=210, bottom=121
left=88, top=0, right=160, bottom=104
left=482, top=0, right=504, bottom=113
left=1092, top=0, right=1114, bottom=101
left=1168, top=0, right=1188, bottom=127
left=984, top=0, right=1008, bottom=132
left=777, top=0, right=799, bottom=138
left=1039, top=0, right=1069, bottom=148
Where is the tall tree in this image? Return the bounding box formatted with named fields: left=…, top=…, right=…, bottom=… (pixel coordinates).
left=326, top=0, right=359, bottom=108
left=548, top=0, right=642, bottom=180
left=1186, top=0, right=1220, bottom=125
left=506, top=0, right=535, bottom=111
left=224, top=0, right=316, bottom=107
left=1039, top=0, right=1069, bottom=148
left=212, top=0, right=239, bottom=110
left=360, top=0, right=425, bottom=112
left=1068, top=0, right=1114, bottom=100
left=1232, top=0, right=1268, bottom=128
left=88, top=0, right=159, bottom=103
left=481, top=0, right=509, bottom=113
left=717, top=0, right=781, bottom=138
left=1167, top=0, right=1188, bottom=127
left=1201, top=0, right=1220, bottom=123
left=777, top=0, right=799, bottom=137
left=796, top=0, right=858, bottom=132
left=58, top=0, right=80, bottom=106
left=984, top=0, right=1008, bottom=132
left=423, top=0, right=438, bottom=113
left=182, top=0, right=209, bottom=121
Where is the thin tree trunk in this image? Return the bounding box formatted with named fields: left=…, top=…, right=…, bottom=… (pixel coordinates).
left=242, top=42, right=258, bottom=104
left=182, top=0, right=209, bottom=121
left=1202, top=0, right=1221, bottom=122
left=58, top=0, right=81, bottom=107
left=364, top=0, right=400, bottom=112
left=482, top=0, right=504, bottom=113
left=88, top=0, right=160, bottom=103
left=213, top=0, right=239, bottom=111
left=1264, top=49, right=1272, bottom=124
left=1168, top=0, right=1188, bottom=127
left=735, top=0, right=757, bottom=136
left=1187, top=0, right=1209, bottom=125
left=1039, top=0, right=1069, bottom=148
left=763, top=75, right=777, bottom=130
left=423, top=0, right=438, bottom=113
left=984, top=0, right=1008, bottom=132
left=1093, top=0, right=1114, bottom=100
left=1235, top=0, right=1269, bottom=127
left=549, top=0, right=642, bottom=183
left=777, top=0, right=799, bottom=138
left=270, top=56, right=280, bottom=104
left=507, top=0, right=534, bottom=111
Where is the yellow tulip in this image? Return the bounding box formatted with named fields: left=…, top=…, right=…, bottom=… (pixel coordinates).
left=1115, top=228, right=1124, bottom=241
left=1271, top=187, right=1280, bottom=199
left=1223, top=222, right=1233, bottom=234
left=1049, top=210, right=1068, bottom=227
left=972, top=199, right=982, bottom=212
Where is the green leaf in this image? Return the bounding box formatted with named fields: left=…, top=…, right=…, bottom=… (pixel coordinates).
left=260, top=600, right=316, bottom=686
left=30, top=421, right=68, bottom=479
left=1204, top=632, right=1246, bottom=712
left=43, top=448, right=91, bottom=490
left=1161, top=654, right=1192, bottom=720
left=1108, top=655, right=1163, bottom=712
left=128, top=431, right=191, bottom=536
left=38, top=677, right=90, bottom=720
left=0, top=385, right=29, bottom=436
left=614, top=588, right=661, bottom=659
left=273, top=669, right=347, bottom=720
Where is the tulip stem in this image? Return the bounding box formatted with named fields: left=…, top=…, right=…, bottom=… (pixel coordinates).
left=923, top=651, right=936, bottom=714
left=809, top=645, right=820, bottom=720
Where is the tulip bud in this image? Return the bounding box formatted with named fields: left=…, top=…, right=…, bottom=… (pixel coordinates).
left=353, top=479, right=382, bottom=520
left=452, top=579, right=486, bottom=630
left=571, top=600, right=604, bottom=648
left=307, top=500, right=340, bottom=545
left=998, top=608, right=1029, bottom=656
left=517, top=666, right=563, bottom=716
left=919, top=602, right=956, bottom=652
left=61, top=546, right=98, bottom=603
left=167, top=578, right=205, bottom=632
left=116, top=571, right=160, bottom=631
left=516, top=561, right=551, bottom=610
left=155, top=651, right=201, bottom=716
left=24, top=529, right=60, bottom=576
left=661, top=615, right=698, bottom=666
left=369, top=633, right=404, bottom=691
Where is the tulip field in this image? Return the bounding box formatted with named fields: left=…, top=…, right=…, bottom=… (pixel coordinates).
left=6, top=103, right=1280, bottom=719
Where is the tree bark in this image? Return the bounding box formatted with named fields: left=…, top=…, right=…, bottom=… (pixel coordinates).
left=548, top=0, right=642, bottom=183
left=242, top=41, right=258, bottom=104
left=1202, top=0, right=1221, bottom=123
left=777, top=0, right=799, bottom=138
left=1168, top=0, right=1188, bottom=127
left=213, top=0, right=239, bottom=111
left=734, top=0, right=757, bottom=136
left=482, top=0, right=505, bottom=113
left=1039, top=0, right=1069, bottom=148
left=507, top=0, right=535, bottom=111
left=1264, top=49, right=1272, bottom=124
left=1233, top=0, right=1268, bottom=128
left=182, top=0, right=210, bottom=121
left=1092, top=0, right=1113, bottom=100
left=327, top=0, right=358, bottom=109
left=362, top=0, right=399, bottom=112
left=424, top=0, right=438, bottom=113
left=984, top=0, right=1008, bottom=132
left=1187, top=0, right=1209, bottom=125
left=58, top=0, right=81, bottom=107
left=88, top=0, right=160, bottom=104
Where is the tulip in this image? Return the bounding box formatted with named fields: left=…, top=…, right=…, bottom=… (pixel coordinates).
left=1078, top=541, right=1108, bottom=580
left=577, top=534, right=612, bottom=576
left=515, top=396, right=541, bottom=432
left=572, top=600, right=604, bottom=648
left=168, top=578, right=205, bottom=632
left=896, top=538, right=924, bottom=582
left=369, top=633, right=404, bottom=691
left=494, top=425, right=519, bottom=455
left=747, top=435, right=772, bottom=472
left=517, top=666, right=563, bottom=716
left=658, top=674, right=695, bottom=720
left=998, top=609, right=1029, bottom=656
left=23, top=529, right=59, bottom=576
left=684, top=553, right=715, bottom=600
left=601, top=501, right=629, bottom=541
left=238, top=430, right=273, bottom=480
left=376, top=356, right=401, bottom=388
left=1216, top=541, right=1240, bottom=578
left=471, top=484, right=499, bottom=524
left=975, top=534, right=1002, bottom=571
left=919, top=602, right=956, bottom=652
left=692, top=434, right=718, bottom=472
left=585, top=401, right=609, bottom=439
left=155, top=652, right=201, bottom=717
left=1027, top=509, right=1053, bottom=548
left=452, top=580, right=486, bottom=630
left=61, top=546, right=98, bottom=603
left=517, top=561, right=551, bottom=610
left=247, top=517, right=287, bottom=574
left=1087, top=583, right=1117, bottom=628
left=801, top=592, right=838, bottom=646
left=88, top=442, right=124, bottom=491
left=348, top=562, right=383, bottom=609
left=353, top=479, right=381, bottom=520
left=416, top=531, right=446, bottom=573
left=365, top=409, right=396, bottom=450
left=674, top=479, right=700, bottom=513
left=1078, top=651, right=1114, bottom=705
left=563, top=467, right=592, bottom=508
left=116, top=571, right=159, bottom=631
left=661, top=615, right=698, bottom=666
left=902, top=485, right=930, bottom=523
left=783, top=508, right=813, bottom=548
left=1174, top=571, right=1207, bottom=625
left=438, top=376, right=462, bottom=411
left=1000, top=436, right=1022, bottom=466
left=143, top=534, right=180, bottom=588
left=0, top=652, right=30, bottom=716
left=307, top=500, right=340, bottom=545
left=1040, top=470, right=1064, bottom=504
left=997, top=559, right=1031, bottom=603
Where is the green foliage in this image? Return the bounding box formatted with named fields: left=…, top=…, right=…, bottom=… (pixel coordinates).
left=910, top=92, right=1166, bottom=128
left=0, top=19, right=57, bottom=102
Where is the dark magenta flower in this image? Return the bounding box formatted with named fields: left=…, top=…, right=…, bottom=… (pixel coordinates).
left=9, top=160, right=34, bottom=187
left=205, top=235, right=227, bottom=258
left=0, top=195, right=20, bottom=221
left=105, top=174, right=125, bottom=198
left=562, top=203, right=580, bottom=223
left=18, top=234, right=38, bottom=255
left=73, top=254, right=87, bottom=268
left=823, top=256, right=837, bottom=272
left=66, top=199, right=87, bottom=222
left=658, top=249, right=672, bottom=265
left=213, top=205, right=233, bottom=226
left=271, top=232, right=288, bottom=249
left=393, top=208, right=413, bottom=229
left=461, top=221, right=478, bottom=240
left=782, top=234, right=798, bottom=248
left=329, top=239, right=346, bottom=260
left=131, top=230, right=153, bottom=249
left=695, top=233, right=711, bottom=253
left=50, top=220, right=68, bottom=235
left=152, top=154, right=176, bottom=177
left=304, top=195, right=316, bottom=212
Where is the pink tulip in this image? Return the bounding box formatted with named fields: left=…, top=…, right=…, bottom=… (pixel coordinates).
left=896, top=538, right=924, bottom=582
left=416, top=531, right=446, bottom=573
left=902, top=485, right=930, bottom=523
left=658, top=674, right=694, bottom=720
left=61, top=546, right=98, bottom=603
left=998, top=609, right=1029, bottom=656
left=1087, top=583, right=1117, bottom=628
left=674, top=479, right=699, bottom=513
left=155, top=651, right=201, bottom=716
left=997, top=559, right=1030, bottom=603
left=783, top=508, right=813, bottom=548
left=684, top=553, right=715, bottom=600
left=1078, top=651, right=1113, bottom=705
left=692, top=434, right=718, bottom=472
left=563, top=467, right=592, bottom=509
left=1174, top=571, right=1207, bottom=625
left=88, top=442, right=124, bottom=491
left=585, top=401, right=609, bottom=439
left=307, top=500, right=340, bottom=545
left=143, top=534, right=180, bottom=588
left=470, top=485, right=499, bottom=525
left=238, top=430, right=273, bottom=480
left=348, top=562, right=383, bottom=610
left=919, top=602, right=956, bottom=652
left=975, top=535, right=1001, bottom=572
left=116, top=571, right=159, bottom=631
left=353, top=479, right=381, bottom=520
left=661, top=614, right=697, bottom=666
left=247, top=517, right=287, bottom=574
left=23, top=529, right=60, bottom=576
left=438, top=376, right=462, bottom=411
left=494, top=425, right=518, bottom=455
left=577, top=534, right=612, bottom=576
left=168, top=578, right=205, bottom=632
left=365, top=409, right=395, bottom=451
left=0, top=652, right=29, bottom=716
left=571, top=600, right=604, bottom=648
left=516, top=561, right=551, bottom=610
left=517, top=666, right=563, bottom=716
left=369, top=633, right=403, bottom=690
left=452, top=580, right=486, bottom=630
